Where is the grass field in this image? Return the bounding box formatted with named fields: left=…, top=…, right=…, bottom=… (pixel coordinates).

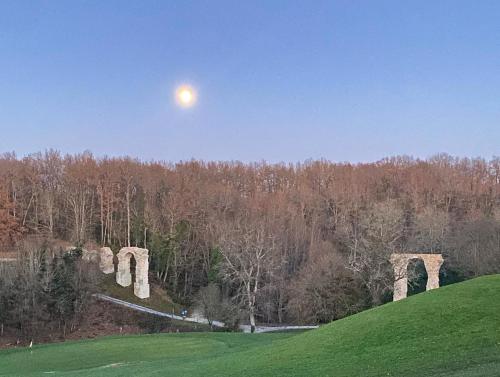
left=1, top=275, right=499, bottom=376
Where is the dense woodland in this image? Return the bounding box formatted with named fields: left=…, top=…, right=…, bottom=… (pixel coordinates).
left=1, top=151, right=500, bottom=330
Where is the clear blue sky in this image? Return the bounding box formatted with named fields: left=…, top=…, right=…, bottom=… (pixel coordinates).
left=1, top=1, right=499, bottom=162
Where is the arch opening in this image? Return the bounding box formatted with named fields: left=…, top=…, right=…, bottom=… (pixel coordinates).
left=129, top=253, right=136, bottom=280
left=407, top=258, right=428, bottom=296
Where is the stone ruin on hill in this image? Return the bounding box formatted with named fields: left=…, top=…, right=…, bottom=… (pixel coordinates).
left=68, top=246, right=150, bottom=299
left=390, top=253, right=444, bottom=301
left=99, top=247, right=114, bottom=274
left=116, top=247, right=150, bottom=299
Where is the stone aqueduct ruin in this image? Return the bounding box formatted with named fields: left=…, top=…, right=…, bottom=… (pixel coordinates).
left=4, top=244, right=445, bottom=302
left=82, top=246, right=150, bottom=299
left=5, top=247, right=445, bottom=302
left=390, top=253, right=444, bottom=301
left=116, top=247, right=150, bottom=299
left=93, top=249, right=442, bottom=302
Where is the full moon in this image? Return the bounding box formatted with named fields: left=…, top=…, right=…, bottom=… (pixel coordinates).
left=175, top=85, right=197, bottom=108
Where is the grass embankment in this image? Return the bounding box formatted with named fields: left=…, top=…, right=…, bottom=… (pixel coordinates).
left=99, top=275, right=210, bottom=331
left=1, top=275, right=499, bottom=376
left=99, top=275, right=182, bottom=314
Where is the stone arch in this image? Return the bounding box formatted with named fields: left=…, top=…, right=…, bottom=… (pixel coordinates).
left=116, top=247, right=150, bottom=299
left=390, top=253, right=444, bottom=301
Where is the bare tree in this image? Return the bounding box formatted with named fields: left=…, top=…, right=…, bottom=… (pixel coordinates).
left=287, top=251, right=367, bottom=324
left=409, top=207, right=449, bottom=253
left=343, top=200, right=405, bottom=305
left=217, top=216, right=276, bottom=332
left=63, top=153, right=97, bottom=244
left=194, top=283, right=222, bottom=329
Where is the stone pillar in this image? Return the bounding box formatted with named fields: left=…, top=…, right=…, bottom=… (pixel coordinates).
left=390, top=254, right=409, bottom=301
left=393, top=275, right=408, bottom=302
left=134, top=254, right=150, bottom=299
left=423, top=255, right=444, bottom=291
left=99, top=247, right=114, bottom=274
left=116, top=252, right=132, bottom=287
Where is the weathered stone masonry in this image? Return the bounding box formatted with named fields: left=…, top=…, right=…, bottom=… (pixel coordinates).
left=390, top=253, right=444, bottom=301
left=99, top=247, right=115, bottom=274
left=116, top=247, right=150, bottom=299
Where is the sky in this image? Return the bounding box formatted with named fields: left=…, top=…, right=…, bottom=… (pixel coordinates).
left=0, top=1, right=499, bottom=163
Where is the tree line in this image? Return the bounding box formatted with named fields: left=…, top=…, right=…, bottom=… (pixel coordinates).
left=0, top=240, right=98, bottom=340
left=1, top=151, right=499, bottom=328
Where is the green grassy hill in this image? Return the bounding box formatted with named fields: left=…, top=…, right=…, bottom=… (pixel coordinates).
left=1, top=275, right=499, bottom=377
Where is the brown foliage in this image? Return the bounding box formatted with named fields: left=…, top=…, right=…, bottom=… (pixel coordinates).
left=0, top=185, right=22, bottom=247
left=287, top=250, right=367, bottom=324
left=1, top=152, right=499, bottom=323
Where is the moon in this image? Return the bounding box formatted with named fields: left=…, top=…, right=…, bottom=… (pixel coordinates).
left=175, top=85, right=197, bottom=108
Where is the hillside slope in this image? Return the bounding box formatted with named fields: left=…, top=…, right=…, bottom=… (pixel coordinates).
left=1, top=275, right=499, bottom=376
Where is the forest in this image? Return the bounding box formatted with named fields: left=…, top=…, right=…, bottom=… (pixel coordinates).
left=0, top=151, right=499, bottom=330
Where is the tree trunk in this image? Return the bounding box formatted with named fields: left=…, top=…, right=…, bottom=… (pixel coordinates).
left=249, top=307, right=256, bottom=333
left=126, top=183, right=131, bottom=247
left=100, top=189, right=104, bottom=245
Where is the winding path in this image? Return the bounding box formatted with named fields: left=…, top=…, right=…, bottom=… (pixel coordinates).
left=94, top=293, right=318, bottom=333
left=94, top=293, right=225, bottom=327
